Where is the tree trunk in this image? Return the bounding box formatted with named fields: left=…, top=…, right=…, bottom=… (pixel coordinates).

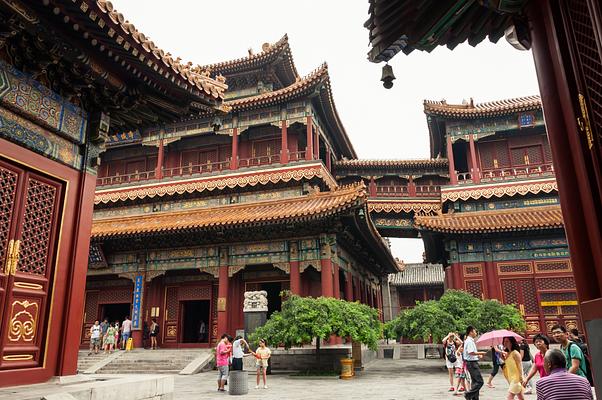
left=316, top=337, right=321, bottom=369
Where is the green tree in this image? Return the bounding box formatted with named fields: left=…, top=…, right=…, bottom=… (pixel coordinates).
left=249, top=294, right=382, bottom=360
left=386, top=290, right=525, bottom=342
left=470, top=299, right=526, bottom=333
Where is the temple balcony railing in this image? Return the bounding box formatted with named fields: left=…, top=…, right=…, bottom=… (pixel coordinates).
left=454, top=162, right=555, bottom=185
left=96, top=150, right=309, bottom=187
left=96, top=170, right=157, bottom=186
left=375, top=185, right=408, bottom=197
left=373, top=185, right=441, bottom=198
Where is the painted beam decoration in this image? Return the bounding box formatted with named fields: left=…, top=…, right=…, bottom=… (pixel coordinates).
left=0, top=61, right=87, bottom=144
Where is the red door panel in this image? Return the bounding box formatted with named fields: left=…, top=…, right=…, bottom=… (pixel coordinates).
left=0, top=168, right=64, bottom=370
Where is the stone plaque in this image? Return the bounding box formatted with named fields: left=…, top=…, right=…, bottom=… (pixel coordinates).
left=243, top=290, right=268, bottom=312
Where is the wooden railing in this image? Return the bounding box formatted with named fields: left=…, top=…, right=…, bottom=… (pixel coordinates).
left=415, top=185, right=441, bottom=196
left=96, top=151, right=312, bottom=187
left=455, top=162, right=555, bottom=184
left=239, top=154, right=281, bottom=168
left=162, top=160, right=230, bottom=177
left=375, top=185, right=408, bottom=197
left=96, top=170, right=156, bottom=186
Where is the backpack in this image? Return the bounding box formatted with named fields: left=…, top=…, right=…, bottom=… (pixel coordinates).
left=446, top=344, right=457, bottom=363
left=569, top=342, right=594, bottom=386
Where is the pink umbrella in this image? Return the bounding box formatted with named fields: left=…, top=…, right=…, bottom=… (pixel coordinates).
left=476, top=329, right=524, bottom=348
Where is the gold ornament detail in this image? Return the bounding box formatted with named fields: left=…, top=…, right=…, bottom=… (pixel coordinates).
left=9, top=300, right=38, bottom=342
left=167, top=326, right=177, bottom=337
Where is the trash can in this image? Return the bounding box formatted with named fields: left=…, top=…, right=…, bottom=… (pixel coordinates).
left=339, top=358, right=354, bottom=380
left=228, top=370, right=248, bottom=395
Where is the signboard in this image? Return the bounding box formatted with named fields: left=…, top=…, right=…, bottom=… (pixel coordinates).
left=132, top=275, right=143, bottom=329
left=540, top=300, right=578, bottom=307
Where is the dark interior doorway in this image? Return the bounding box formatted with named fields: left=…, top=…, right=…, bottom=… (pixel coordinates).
left=260, top=282, right=282, bottom=318
left=181, top=300, right=210, bottom=343
left=101, top=303, right=131, bottom=324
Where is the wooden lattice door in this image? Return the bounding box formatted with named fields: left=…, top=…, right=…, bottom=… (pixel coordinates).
left=501, top=278, right=541, bottom=337
left=560, top=0, right=602, bottom=208
left=0, top=158, right=64, bottom=369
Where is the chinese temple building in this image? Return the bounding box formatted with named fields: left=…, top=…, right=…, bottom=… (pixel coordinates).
left=385, top=263, right=444, bottom=321
left=86, top=36, right=399, bottom=349
left=0, top=0, right=225, bottom=387
left=365, top=0, right=602, bottom=393
left=415, top=97, right=578, bottom=337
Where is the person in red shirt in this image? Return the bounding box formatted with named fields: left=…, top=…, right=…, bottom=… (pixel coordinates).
left=216, top=334, right=232, bottom=392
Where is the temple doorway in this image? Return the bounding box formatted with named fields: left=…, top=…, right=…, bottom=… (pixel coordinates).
left=260, top=282, right=282, bottom=318
left=180, top=300, right=210, bottom=343
left=101, top=303, right=131, bottom=324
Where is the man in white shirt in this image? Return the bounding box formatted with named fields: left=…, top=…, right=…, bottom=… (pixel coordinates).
left=463, top=326, right=487, bottom=400
left=89, top=320, right=101, bottom=355
left=231, top=336, right=250, bottom=371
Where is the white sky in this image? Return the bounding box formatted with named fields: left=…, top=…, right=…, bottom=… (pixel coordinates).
left=112, top=0, right=541, bottom=262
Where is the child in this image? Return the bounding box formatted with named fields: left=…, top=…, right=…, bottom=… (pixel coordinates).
left=454, top=342, right=468, bottom=395
left=254, top=339, right=271, bottom=389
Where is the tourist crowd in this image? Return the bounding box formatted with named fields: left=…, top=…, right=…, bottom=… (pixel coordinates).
left=216, top=334, right=272, bottom=392
left=443, top=325, right=593, bottom=400
left=88, top=316, right=133, bottom=354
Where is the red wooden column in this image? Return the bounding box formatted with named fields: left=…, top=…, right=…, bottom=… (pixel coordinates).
left=408, top=175, right=417, bottom=197
left=155, top=139, right=165, bottom=179
left=217, top=248, right=229, bottom=337
left=468, top=134, right=480, bottom=183
left=305, top=116, right=314, bottom=160
left=290, top=261, right=300, bottom=295
left=446, top=135, right=458, bottom=184
left=484, top=260, right=500, bottom=300
left=369, top=177, right=377, bottom=197
left=325, top=147, right=332, bottom=171
left=280, top=120, right=289, bottom=164
left=320, top=237, right=334, bottom=297
left=230, top=127, right=239, bottom=170
left=345, top=271, right=353, bottom=301
left=333, top=263, right=341, bottom=299
left=314, top=129, right=320, bottom=161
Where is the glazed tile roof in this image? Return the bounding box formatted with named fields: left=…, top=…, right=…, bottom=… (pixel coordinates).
left=335, top=159, right=448, bottom=169
left=225, top=63, right=356, bottom=159
left=92, top=184, right=367, bottom=238
left=424, top=96, right=541, bottom=118
left=87, top=0, right=227, bottom=101
left=388, top=263, right=444, bottom=287
left=414, top=205, right=564, bottom=234
left=226, top=63, right=328, bottom=110
left=201, top=34, right=298, bottom=84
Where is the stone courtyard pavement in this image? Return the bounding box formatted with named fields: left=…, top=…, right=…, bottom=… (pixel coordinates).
left=175, top=359, right=526, bottom=399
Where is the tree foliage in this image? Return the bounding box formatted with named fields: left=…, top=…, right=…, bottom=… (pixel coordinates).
left=384, top=290, right=526, bottom=342
left=248, top=294, right=382, bottom=350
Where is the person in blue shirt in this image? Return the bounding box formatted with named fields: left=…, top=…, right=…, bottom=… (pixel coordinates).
left=463, top=326, right=487, bottom=400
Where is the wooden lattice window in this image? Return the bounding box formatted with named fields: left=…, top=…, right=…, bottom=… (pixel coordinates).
left=497, top=262, right=532, bottom=275
left=510, top=145, right=544, bottom=166
left=535, top=260, right=571, bottom=272
left=479, top=141, right=510, bottom=169
left=537, top=276, right=576, bottom=290
left=463, top=264, right=482, bottom=277
left=466, top=280, right=484, bottom=298
left=17, top=178, right=59, bottom=276
left=0, top=165, right=18, bottom=267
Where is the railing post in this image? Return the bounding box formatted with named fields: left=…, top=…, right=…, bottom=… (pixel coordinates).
left=408, top=175, right=417, bottom=197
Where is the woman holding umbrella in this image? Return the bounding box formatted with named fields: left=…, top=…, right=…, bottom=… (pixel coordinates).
left=502, top=336, right=525, bottom=400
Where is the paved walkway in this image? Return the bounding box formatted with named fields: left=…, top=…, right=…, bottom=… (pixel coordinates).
left=174, top=359, right=529, bottom=399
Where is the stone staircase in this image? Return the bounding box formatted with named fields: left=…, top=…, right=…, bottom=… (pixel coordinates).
left=77, top=350, right=113, bottom=372
left=97, top=349, right=209, bottom=374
